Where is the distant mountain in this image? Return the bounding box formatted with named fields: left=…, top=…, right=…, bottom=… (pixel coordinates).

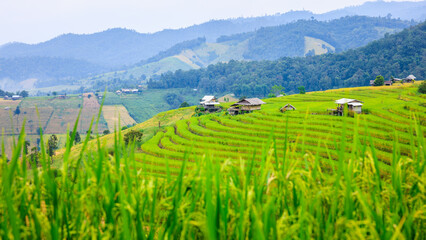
left=148, top=21, right=426, bottom=96
left=0, top=1, right=425, bottom=91
left=0, top=1, right=424, bottom=68
left=322, top=1, right=426, bottom=22
left=0, top=57, right=107, bottom=91
left=84, top=16, right=414, bottom=90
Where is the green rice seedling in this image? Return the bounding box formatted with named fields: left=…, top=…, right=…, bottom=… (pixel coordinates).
left=1, top=85, right=425, bottom=239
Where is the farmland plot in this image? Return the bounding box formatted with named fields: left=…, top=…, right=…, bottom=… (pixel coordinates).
left=102, top=105, right=136, bottom=131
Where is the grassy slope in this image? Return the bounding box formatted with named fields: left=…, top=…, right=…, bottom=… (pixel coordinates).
left=53, top=82, right=424, bottom=173
left=304, top=36, right=335, bottom=55
left=135, top=82, right=425, bottom=175
left=52, top=106, right=196, bottom=168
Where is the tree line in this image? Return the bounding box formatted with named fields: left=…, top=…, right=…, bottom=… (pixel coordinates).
left=0, top=89, right=29, bottom=97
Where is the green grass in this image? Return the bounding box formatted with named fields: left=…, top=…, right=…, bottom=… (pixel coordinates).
left=0, top=84, right=425, bottom=238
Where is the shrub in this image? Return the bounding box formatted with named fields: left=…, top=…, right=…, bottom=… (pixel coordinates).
left=418, top=81, right=426, bottom=94
left=179, top=102, right=190, bottom=108
left=124, top=129, right=143, bottom=145
left=374, top=75, right=385, bottom=86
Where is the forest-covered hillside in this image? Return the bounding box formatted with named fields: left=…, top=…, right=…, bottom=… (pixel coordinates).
left=149, top=21, right=426, bottom=96
left=0, top=57, right=108, bottom=90
left=85, top=16, right=416, bottom=91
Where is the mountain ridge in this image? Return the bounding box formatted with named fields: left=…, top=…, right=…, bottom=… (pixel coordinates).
left=1, top=1, right=425, bottom=68
left=148, top=21, right=426, bottom=96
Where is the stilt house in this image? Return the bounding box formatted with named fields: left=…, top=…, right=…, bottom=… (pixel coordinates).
left=332, top=98, right=363, bottom=115
left=200, top=96, right=220, bottom=112
left=228, top=98, right=266, bottom=115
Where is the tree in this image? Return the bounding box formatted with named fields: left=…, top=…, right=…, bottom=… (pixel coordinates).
left=47, top=134, right=59, bottom=158
left=298, top=86, right=306, bottom=94
left=52, top=92, right=57, bottom=96
left=164, top=93, right=183, bottom=108
left=270, top=85, right=285, bottom=96
left=20, top=90, right=29, bottom=98
left=69, top=131, right=81, bottom=145
left=179, top=102, right=190, bottom=108
left=267, top=93, right=276, bottom=98
left=88, top=94, right=92, bottom=99
left=103, top=130, right=111, bottom=135
left=124, top=130, right=143, bottom=145
left=418, top=81, right=426, bottom=94
left=374, top=75, right=385, bottom=86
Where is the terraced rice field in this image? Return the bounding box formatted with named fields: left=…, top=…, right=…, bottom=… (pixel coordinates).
left=135, top=83, right=425, bottom=176
left=2, top=84, right=424, bottom=239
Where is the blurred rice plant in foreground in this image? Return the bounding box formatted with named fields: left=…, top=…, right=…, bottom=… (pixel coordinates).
left=0, top=107, right=425, bottom=239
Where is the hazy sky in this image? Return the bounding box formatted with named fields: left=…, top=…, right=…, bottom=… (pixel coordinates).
left=0, top=0, right=421, bottom=45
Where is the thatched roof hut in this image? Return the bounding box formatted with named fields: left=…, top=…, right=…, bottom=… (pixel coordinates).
left=406, top=75, right=416, bottom=80
left=228, top=98, right=266, bottom=115
left=280, top=104, right=296, bottom=112
left=231, top=98, right=266, bottom=107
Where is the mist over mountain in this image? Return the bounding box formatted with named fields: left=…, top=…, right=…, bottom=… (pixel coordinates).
left=1, top=1, right=424, bottom=67
left=0, top=57, right=108, bottom=91
left=0, top=1, right=425, bottom=92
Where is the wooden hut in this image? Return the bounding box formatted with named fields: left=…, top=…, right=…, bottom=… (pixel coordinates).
left=11, top=95, right=21, bottom=101
left=403, top=75, right=416, bottom=83
left=384, top=80, right=392, bottom=86
left=329, top=98, right=363, bottom=115
left=200, top=95, right=220, bottom=112
left=392, top=78, right=402, bottom=83
left=228, top=98, right=266, bottom=115
left=280, top=104, right=296, bottom=112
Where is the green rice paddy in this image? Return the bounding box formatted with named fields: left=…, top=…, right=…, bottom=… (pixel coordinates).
left=0, top=84, right=424, bottom=239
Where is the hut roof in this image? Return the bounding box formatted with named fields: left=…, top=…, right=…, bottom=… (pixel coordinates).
left=406, top=75, right=416, bottom=80
left=200, top=95, right=219, bottom=105
left=335, top=98, right=363, bottom=104
left=281, top=104, right=296, bottom=110
left=349, top=102, right=363, bottom=107
left=232, top=98, right=266, bottom=106
left=201, top=96, right=215, bottom=102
